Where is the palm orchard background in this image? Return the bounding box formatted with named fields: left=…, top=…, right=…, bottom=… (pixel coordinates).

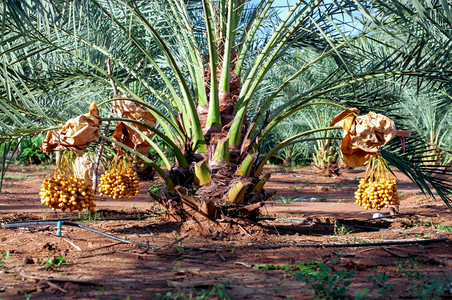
left=0, top=0, right=451, bottom=218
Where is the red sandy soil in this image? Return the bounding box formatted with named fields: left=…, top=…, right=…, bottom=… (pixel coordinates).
left=0, top=165, right=451, bottom=299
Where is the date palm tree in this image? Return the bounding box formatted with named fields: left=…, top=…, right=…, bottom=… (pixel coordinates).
left=1, top=0, right=451, bottom=217
left=400, top=90, right=452, bottom=164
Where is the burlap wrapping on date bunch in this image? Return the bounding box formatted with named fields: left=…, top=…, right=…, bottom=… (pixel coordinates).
left=111, top=99, right=157, bottom=155
left=40, top=102, right=101, bottom=156
left=330, top=108, right=396, bottom=167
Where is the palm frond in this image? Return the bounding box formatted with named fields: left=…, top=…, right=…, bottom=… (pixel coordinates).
left=383, top=135, right=452, bottom=209
left=0, top=140, right=20, bottom=193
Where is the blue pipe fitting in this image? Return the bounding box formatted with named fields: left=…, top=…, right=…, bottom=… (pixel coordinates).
left=56, top=221, right=63, bottom=237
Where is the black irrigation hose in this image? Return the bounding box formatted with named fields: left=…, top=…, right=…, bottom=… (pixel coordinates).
left=252, top=218, right=448, bottom=250
left=278, top=217, right=448, bottom=238
left=0, top=221, right=158, bottom=249
left=1, top=218, right=448, bottom=251
left=254, top=239, right=446, bottom=250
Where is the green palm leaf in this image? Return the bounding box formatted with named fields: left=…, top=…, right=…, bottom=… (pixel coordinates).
left=383, top=135, right=452, bottom=209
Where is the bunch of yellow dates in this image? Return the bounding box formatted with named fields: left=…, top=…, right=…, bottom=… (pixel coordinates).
left=40, top=151, right=96, bottom=213
left=354, top=155, right=400, bottom=210
left=98, top=162, right=140, bottom=199
left=40, top=175, right=96, bottom=213
left=355, top=177, right=399, bottom=210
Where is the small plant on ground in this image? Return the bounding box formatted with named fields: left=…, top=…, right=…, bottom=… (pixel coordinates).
left=130, top=204, right=142, bottom=220
left=364, top=269, right=394, bottom=298
left=77, top=210, right=103, bottom=222
left=411, top=275, right=452, bottom=299
left=437, top=225, right=452, bottom=232
left=147, top=202, right=166, bottom=216
left=277, top=196, right=297, bottom=204
left=291, top=186, right=304, bottom=192
left=295, top=257, right=356, bottom=299
left=396, top=258, right=423, bottom=280
left=250, top=258, right=451, bottom=299
left=156, top=282, right=231, bottom=300
left=24, top=292, right=33, bottom=300
left=396, top=258, right=452, bottom=298
left=253, top=264, right=297, bottom=273
left=0, top=251, right=10, bottom=271
left=333, top=222, right=353, bottom=236
left=3, top=173, right=34, bottom=179
left=42, top=255, right=66, bottom=270
left=171, top=234, right=190, bottom=253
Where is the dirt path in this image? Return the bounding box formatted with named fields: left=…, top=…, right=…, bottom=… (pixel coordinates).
left=0, top=165, right=451, bottom=299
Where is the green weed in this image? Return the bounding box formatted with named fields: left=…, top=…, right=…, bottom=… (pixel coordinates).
left=277, top=196, right=297, bottom=204
left=366, top=269, right=393, bottom=297
left=396, top=258, right=423, bottom=279
left=130, top=204, right=142, bottom=220
left=173, top=262, right=181, bottom=271
left=408, top=275, right=452, bottom=299
left=333, top=222, right=353, bottom=236
left=3, top=173, right=35, bottom=179
left=250, top=256, right=451, bottom=299
left=24, top=293, right=33, bottom=300
left=437, top=225, right=452, bottom=232
left=42, top=255, right=66, bottom=270
left=253, top=264, right=297, bottom=273
left=291, top=186, right=304, bottom=192
left=156, top=282, right=231, bottom=299
left=77, top=210, right=104, bottom=222
left=295, top=258, right=356, bottom=299
left=396, top=258, right=452, bottom=298
left=148, top=202, right=166, bottom=216
left=0, top=251, right=10, bottom=270
left=171, top=234, right=191, bottom=252
left=291, top=183, right=309, bottom=192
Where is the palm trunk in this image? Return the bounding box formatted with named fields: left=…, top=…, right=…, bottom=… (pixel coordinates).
left=159, top=46, right=271, bottom=221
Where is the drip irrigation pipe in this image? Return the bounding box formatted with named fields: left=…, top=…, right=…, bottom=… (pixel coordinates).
left=1, top=217, right=448, bottom=251
left=1, top=221, right=158, bottom=249
left=253, top=239, right=446, bottom=250
left=252, top=217, right=448, bottom=250
left=276, top=217, right=448, bottom=237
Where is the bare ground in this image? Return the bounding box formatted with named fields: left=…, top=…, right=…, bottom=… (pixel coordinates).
left=0, top=165, right=451, bottom=299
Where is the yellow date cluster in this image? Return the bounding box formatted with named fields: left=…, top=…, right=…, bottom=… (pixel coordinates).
left=355, top=178, right=400, bottom=210
left=40, top=176, right=96, bottom=213
left=98, top=167, right=140, bottom=199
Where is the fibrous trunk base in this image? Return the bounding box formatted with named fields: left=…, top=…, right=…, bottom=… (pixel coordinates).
left=152, top=166, right=272, bottom=222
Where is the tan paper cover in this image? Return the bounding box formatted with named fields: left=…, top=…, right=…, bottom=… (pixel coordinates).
left=111, top=99, right=157, bottom=155
left=40, top=102, right=101, bottom=156
left=334, top=110, right=396, bottom=168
